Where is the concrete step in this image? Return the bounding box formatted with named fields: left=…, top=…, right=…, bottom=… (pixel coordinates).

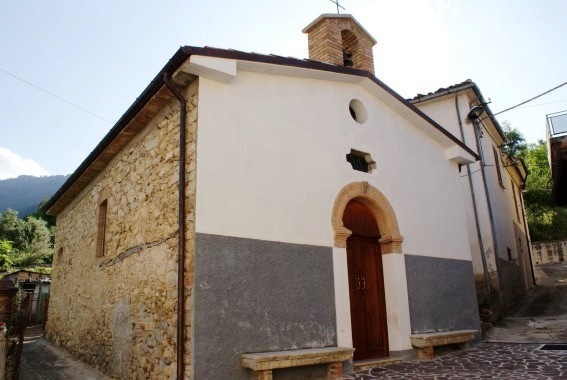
left=353, top=356, right=403, bottom=371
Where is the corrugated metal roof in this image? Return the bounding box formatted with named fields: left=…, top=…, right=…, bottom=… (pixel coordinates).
left=548, top=111, right=567, bottom=136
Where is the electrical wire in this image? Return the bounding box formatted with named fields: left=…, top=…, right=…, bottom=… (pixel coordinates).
left=460, top=167, right=482, bottom=177
left=491, top=81, right=567, bottom=117
left=0, top=67, right=112, bottom=124
left=516, top=98, right=567, bottom=109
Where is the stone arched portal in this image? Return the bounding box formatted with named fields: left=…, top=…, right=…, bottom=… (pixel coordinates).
left=331, top=182, right=403, bottom=253
left=331, top=181, right=411, bottom=358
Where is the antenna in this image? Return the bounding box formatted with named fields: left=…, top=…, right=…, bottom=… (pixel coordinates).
left=329, top=0, right=345, bottom=14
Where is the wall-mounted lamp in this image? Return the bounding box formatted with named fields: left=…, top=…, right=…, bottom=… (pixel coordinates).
left=467, top=105, right=485, bottom=122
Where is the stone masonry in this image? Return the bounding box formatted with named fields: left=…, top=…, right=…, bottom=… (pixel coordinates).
left=46, top=79, right=198, bottom=380
left=532, top=240, right=567, bottom=265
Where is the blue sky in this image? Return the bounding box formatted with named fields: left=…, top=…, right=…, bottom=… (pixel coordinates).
left=1, top=0, right=566, bottom=179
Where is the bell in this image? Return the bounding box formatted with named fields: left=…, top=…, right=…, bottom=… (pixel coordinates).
left=343, top=49, right=353, bottom=67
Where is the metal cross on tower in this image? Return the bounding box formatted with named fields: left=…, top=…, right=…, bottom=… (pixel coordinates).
left=329, top=0, right=345, bottom=14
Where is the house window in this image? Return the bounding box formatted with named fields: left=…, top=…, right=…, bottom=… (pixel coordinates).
left=346, top=149, right=376, bottom=173
left=492, top=147, right=504, bottom=187
left=96, top=200, right=108, bottom=257
left=511, top=180, right=520, bottom=221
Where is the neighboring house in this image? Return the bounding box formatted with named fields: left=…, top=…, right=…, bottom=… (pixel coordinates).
left=1, top=269, right=51, bottom=289
left=410, top=81, right=535, bottom=320
left=1, top=270, right=51, bottom=325
left=44, top=14, right=485, bottom=379
left=547, top=110, right=567, bottom=206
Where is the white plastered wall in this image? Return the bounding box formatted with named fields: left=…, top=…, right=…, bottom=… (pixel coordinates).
left=192, top=64, right=473, bottom=352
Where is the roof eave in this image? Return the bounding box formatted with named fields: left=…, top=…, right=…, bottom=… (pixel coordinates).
left=45, top=47, right=479, bottom=215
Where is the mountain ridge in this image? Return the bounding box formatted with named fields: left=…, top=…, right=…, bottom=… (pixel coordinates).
left=0, top=175, right=69, bottom=217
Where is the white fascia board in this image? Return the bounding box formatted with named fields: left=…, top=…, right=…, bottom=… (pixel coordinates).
left=445, top=146, right=476, bottom=165
left=178, top=55, right=237, bottom=84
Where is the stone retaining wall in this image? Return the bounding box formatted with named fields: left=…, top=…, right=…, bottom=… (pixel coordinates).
left=532, top=240, right=567, bottom=265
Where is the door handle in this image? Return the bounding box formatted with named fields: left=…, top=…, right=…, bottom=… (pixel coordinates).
left=361, top=277, right=366, bottom=290
left=356, top=277, right=361, bottom=289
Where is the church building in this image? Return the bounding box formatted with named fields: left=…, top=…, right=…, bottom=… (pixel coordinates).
left=45, top=14, right=483, bottom=379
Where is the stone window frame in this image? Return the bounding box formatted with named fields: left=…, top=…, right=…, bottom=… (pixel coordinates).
left=331, top=181, right=403, bottom=254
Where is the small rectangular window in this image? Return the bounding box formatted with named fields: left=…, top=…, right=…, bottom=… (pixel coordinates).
left=511, top=181, right=520, bottom=221
left=96, top=200, right=108, bottom=257
left=493, top=147, right=504, bottom=187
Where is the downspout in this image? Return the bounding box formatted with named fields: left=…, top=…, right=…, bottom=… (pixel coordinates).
left=163, top=73, right=186, bottom=380
left=455, top=95, right=491, bottom=301
left=519, top=190, right=536, bottom=286
left=473, top=117, right=503, bottom=291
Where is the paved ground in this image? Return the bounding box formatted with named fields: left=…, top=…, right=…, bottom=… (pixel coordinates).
left=20, top=328, right=109, bottom=380
left=343, top=262, right=567, bottom=379
left=343, top=343, right=567, bottom=379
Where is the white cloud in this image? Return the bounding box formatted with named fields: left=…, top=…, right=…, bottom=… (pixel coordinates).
left=0, top=147, right=50, bottom=180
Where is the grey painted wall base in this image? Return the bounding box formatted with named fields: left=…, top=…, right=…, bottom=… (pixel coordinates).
left=405, top=254, right=481, bottom=334
left=499, top=258, right=525, bottom=312
left=194, top=233, right=337, bottom=380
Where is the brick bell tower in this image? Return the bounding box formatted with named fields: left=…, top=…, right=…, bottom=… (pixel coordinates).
left=302, top=14, right=377, bottom=74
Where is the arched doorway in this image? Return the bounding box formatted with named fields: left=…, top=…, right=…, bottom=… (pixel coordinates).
left=343, top=199, right=389, bottom=360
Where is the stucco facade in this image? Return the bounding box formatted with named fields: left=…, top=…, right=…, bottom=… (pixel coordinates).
left=411, top=81, right=535, bottom=319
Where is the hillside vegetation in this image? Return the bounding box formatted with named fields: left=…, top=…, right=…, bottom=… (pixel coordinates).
left=0, top=175, right=69, bottom=217
left=504, top=124, right=567, bottom=242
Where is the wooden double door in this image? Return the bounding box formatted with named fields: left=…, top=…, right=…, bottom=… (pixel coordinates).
left=343, top=200, right=389, bottom=361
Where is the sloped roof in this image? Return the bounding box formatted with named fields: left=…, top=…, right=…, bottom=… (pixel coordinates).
left=409, top=79, right=507, bottom=142
left=45, top=46, right=479, bottom=215
left=409, top=79, right=475, bottom=102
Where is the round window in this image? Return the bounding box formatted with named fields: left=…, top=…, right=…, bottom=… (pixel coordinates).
left=349, top=99, right=367, bottom=124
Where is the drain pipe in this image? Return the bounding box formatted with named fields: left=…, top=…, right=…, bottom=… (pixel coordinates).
left=472, top=116, right=504, bottom=291
left=519, top=190, right=536, bottom=286
left=455, top=95, right=492, bottom=301
left=163, top=73, right=186, bottom=380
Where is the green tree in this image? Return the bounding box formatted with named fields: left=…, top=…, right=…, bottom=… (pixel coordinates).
left=522, top=140, right=552, bottom=214
left=31, top=197, right=56, bottom=230
left=0, top=240, right=14, bottom=271
left=520, top=140, right=567, bottom=241
left=502, top=121, right=527, bottom=157
left=0, top=208, right=54, bottom=268
left=0, top=209, right=26, bottom=249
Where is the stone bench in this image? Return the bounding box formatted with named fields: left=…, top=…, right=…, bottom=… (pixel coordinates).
left=241, top=347, right=355, bottom=380
left=410, top=330, right=478, bottom=360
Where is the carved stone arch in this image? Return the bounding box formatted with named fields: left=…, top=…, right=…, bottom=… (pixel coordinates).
left=332, top=182, right=403, bottom=253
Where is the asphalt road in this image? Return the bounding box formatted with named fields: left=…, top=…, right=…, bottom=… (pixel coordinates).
left=485, top=261, right=567, bottom=343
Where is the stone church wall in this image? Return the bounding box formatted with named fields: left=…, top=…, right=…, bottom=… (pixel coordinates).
left=46, top=81, right=198, bottom=379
